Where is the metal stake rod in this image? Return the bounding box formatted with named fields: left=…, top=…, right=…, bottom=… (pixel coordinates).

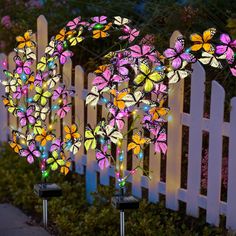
left=43, top=199, right=48, bottom=228
left=120, top=209, right=125, bottom=236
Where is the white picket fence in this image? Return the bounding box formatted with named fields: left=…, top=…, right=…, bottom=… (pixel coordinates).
left=0, top=15, right=236, bottom=231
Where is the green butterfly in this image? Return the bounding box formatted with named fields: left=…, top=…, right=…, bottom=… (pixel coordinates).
left=46, top=151, right=65, bottom=171
left=84, top=124, right=100, bottom=151
left=33, top=86, right=52, bottom=106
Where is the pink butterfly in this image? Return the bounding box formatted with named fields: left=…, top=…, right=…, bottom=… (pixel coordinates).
left=90, top=15, right=107, bottom=29
left=163, top=37, right=196, bottom=69
left=50, top=139, right=64, bottom=152
left=14, top=56, right=33, bottom=75
left=19, top=143, right=41, bottom=164
left=129, top=44, right=157, bottom=62
left=93, top=69, right=121, bottom=90
left=150, top=126, right=167, bottom=154
left=153, top=83, right=167, bottom=94
left=56, top=100, right=71, bottom=118
left=17, top=105, right=35, bottom=127
left=13, top=85, right=28, bottom=99
left=142, top=114, right=166, bottom=131
left=230, top=64, right=236, bottom=76
left=119, top=25, right=139, bottom=43
left=52, top=85, right=75, bottom=100
left=216, top=33, right=236, bottom=63
left=34, top=71, right=49, bottom=86
left=109, top=107, right=127, bottom=130
left=96, top=148, right=110, bottom=170
left=66, top=16, right=88, bottom=30
left=53, top=43, right=73, bottom=64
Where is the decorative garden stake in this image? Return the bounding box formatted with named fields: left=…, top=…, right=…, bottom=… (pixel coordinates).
left=1, top=13, right=235, bottom=232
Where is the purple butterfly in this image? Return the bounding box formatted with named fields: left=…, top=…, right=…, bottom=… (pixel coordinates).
left=56, top=100, right=71, bottom=118
left=90, top=16, right=107, bottom=29
left=150, top=126, right=167, bottom=154
left=93, top=69, right=122, bottom=90
left=119, top=25, right=140, bottom=43
left=14, top=56, right=33, bottom=75
left=109, top=107, right=127, bottom=130
left=13, top=85, right=28, bottom=99
left=142, top=114, right=166, bottom=131
left=216, top=33, right=236, bottom=63
left=34, top=71, right=49, bottom=86
left=96, top=148, right=110, bottom=170
left=153, top=83, right=167, bottom=95
left=17, top=105, right=35, bottom=127
left=66, top=16, right=88, bottom=30
left=50, top=139, right=64, bottom=152
left=19, top=143, right=41, bottom=164
left=52, top=85, right=75, bottom=100
left=53, top=43, right=73, bottom=65
left=112, top=58, right=129, bottom=76
left=163, top=37, right=196, bottom=70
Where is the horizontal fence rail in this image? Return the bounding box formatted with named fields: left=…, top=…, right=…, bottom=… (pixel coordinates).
left=0, top=15, right=235, bottom=231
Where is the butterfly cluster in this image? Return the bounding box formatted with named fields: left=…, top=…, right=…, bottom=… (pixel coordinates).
left=2, top=29, right=82, bottom=178
left=1, top=15, right=141, bottom=179
left=85, top=27, right=236, bottom=187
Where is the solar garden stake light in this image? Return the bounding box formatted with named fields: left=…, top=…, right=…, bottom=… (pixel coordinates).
left=112, top=187, right=139, bottom=236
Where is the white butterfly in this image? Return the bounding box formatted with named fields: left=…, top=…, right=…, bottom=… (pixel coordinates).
left=1, top=78, right=17, bottom=93
left=198, top=52, right=225, bottom=69
left=45, top=40, right=56, bottom=56
left=35, top=105, right=50, bottom=121
left=97, top=125, right=123, bottom=144
left=86, top=86, right=100, bottom=106
left=114, top=16, right=130, bottom=26
left=70, top=140, right=81, bottom=155
left=46, top=69, right=61, bottom=89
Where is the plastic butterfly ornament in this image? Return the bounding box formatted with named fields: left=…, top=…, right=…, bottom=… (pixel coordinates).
left=19, top=143, right=41, bottom=164
left=53, top=42, right=73, bottom=65
left=16, top=30, right=35, bottom=49
left=46, top=151, right=65, bottom=171
left=35, top=128, right=53, bottom=146
left=128, top=133, right=150, bottom=155
left=119, top=25, right=139, bottom=43
left=17, top=105, right=35, bottom=127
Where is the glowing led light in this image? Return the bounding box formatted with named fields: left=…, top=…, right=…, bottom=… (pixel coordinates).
left=167, top=114, right=173, bottom=122
left=49, top=124, right=53, bottom=130
left=20, top=73, right=27, bottom=81
left=101, top=97, right=108, bottom=103
left=185, top=48, right=191, bottom=53
left=58, top=99, right=62, bottom=104
left=27, top=97, right=33, bottom=102
left=138, top=152, right=144, bottom=159
left=119, top=154, right=124, bottom=162
left=155, top=66, right=162, bottom=71
left=143, top=105, right=150, bottom=112
left=100, top=138, right=105, bottom=144
left=117, top=140, right=122, bottom=147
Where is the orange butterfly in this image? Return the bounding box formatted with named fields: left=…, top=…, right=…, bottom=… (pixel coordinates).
left=94, top=65, right=108, bottom=74
left=64, top=124, right=80, bottom=140
left=35, top=129, right=53, bottom=146
left=128, top=133, right=150, bottom=155
left=55, top=28, right=75, bottom=41
left=60, top=153, right=71, bottom=175
left=190, top=28, right=216, bottom=53
left=9, top=132, right=22, bottom=153
left=111, top=89, right=129, bottom=110
left=93, top=22, right=112, bottom=39
left=16, top=30, right=35, bottom=49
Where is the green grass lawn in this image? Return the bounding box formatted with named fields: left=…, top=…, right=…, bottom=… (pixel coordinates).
left=0, top=143, right=227, bottom=236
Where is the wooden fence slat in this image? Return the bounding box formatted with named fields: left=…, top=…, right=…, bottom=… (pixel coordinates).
left=62, top=58, right=72, bottom=130
left=74, top=65, right=85, bottom=172
left=166, top=31, right=184, bottom=210
left=37, top=15, right=48, bottom=62
left=186, top=62, right=205, bottom=217
left=206, top=81, right=225, bottom=226
left=8, top=51, right=18, bottom=131
left=0, top=53, right=8, bottom=141
left=226, top=97, right=236, bottom=230
left=99, top=104, right=109, bottom=186
left=86, top=73, right=97, bottom=203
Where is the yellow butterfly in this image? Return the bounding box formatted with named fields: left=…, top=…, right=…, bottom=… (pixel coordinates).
left=128, top=133, right=150, bottom=155
left=68, top=27, right=84, bottom=46
left=33, top=86, right=52, bottom=106
left=16, top=30, right=35, bottom=49
left=134, top=63, right=163, bottom=92
left=35, top=128, right=53, bottom=146
left=47, top=151, right=65, bottom=171
left=64, top=124, right=80, bottom=140
left=190, top=28, right=216, bottom=53
left=2, top=96, right=17, bottom=114
left=94, top=65, right=108, bottom=74
left=93, top=22, right=112, bottom=39
left=37, top=57, right=54, bottom=71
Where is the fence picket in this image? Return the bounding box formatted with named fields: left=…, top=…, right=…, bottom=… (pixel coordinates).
left=37, top=15, right=48, bottom=62
left=226, top=97, right=236, bottom=230
left=0, top=53, right=8, bottom=142
left=74, top=65, right=85, bottom=173
left=86, top=73, right=97, bottom=203
left=186, top=62, right=205, bottom=217
left=99, top=103, right=109, bottom=186
left=166, top=31, right=184, bottom=210
left=8, top=51, right=18, bottom=131
left=206, top=81, right=225, bottom=226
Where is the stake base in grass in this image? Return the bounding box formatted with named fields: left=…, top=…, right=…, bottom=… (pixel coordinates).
left=34, top=183, right=62, bottom=198
left=112, top=195, right=139, bottom=210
